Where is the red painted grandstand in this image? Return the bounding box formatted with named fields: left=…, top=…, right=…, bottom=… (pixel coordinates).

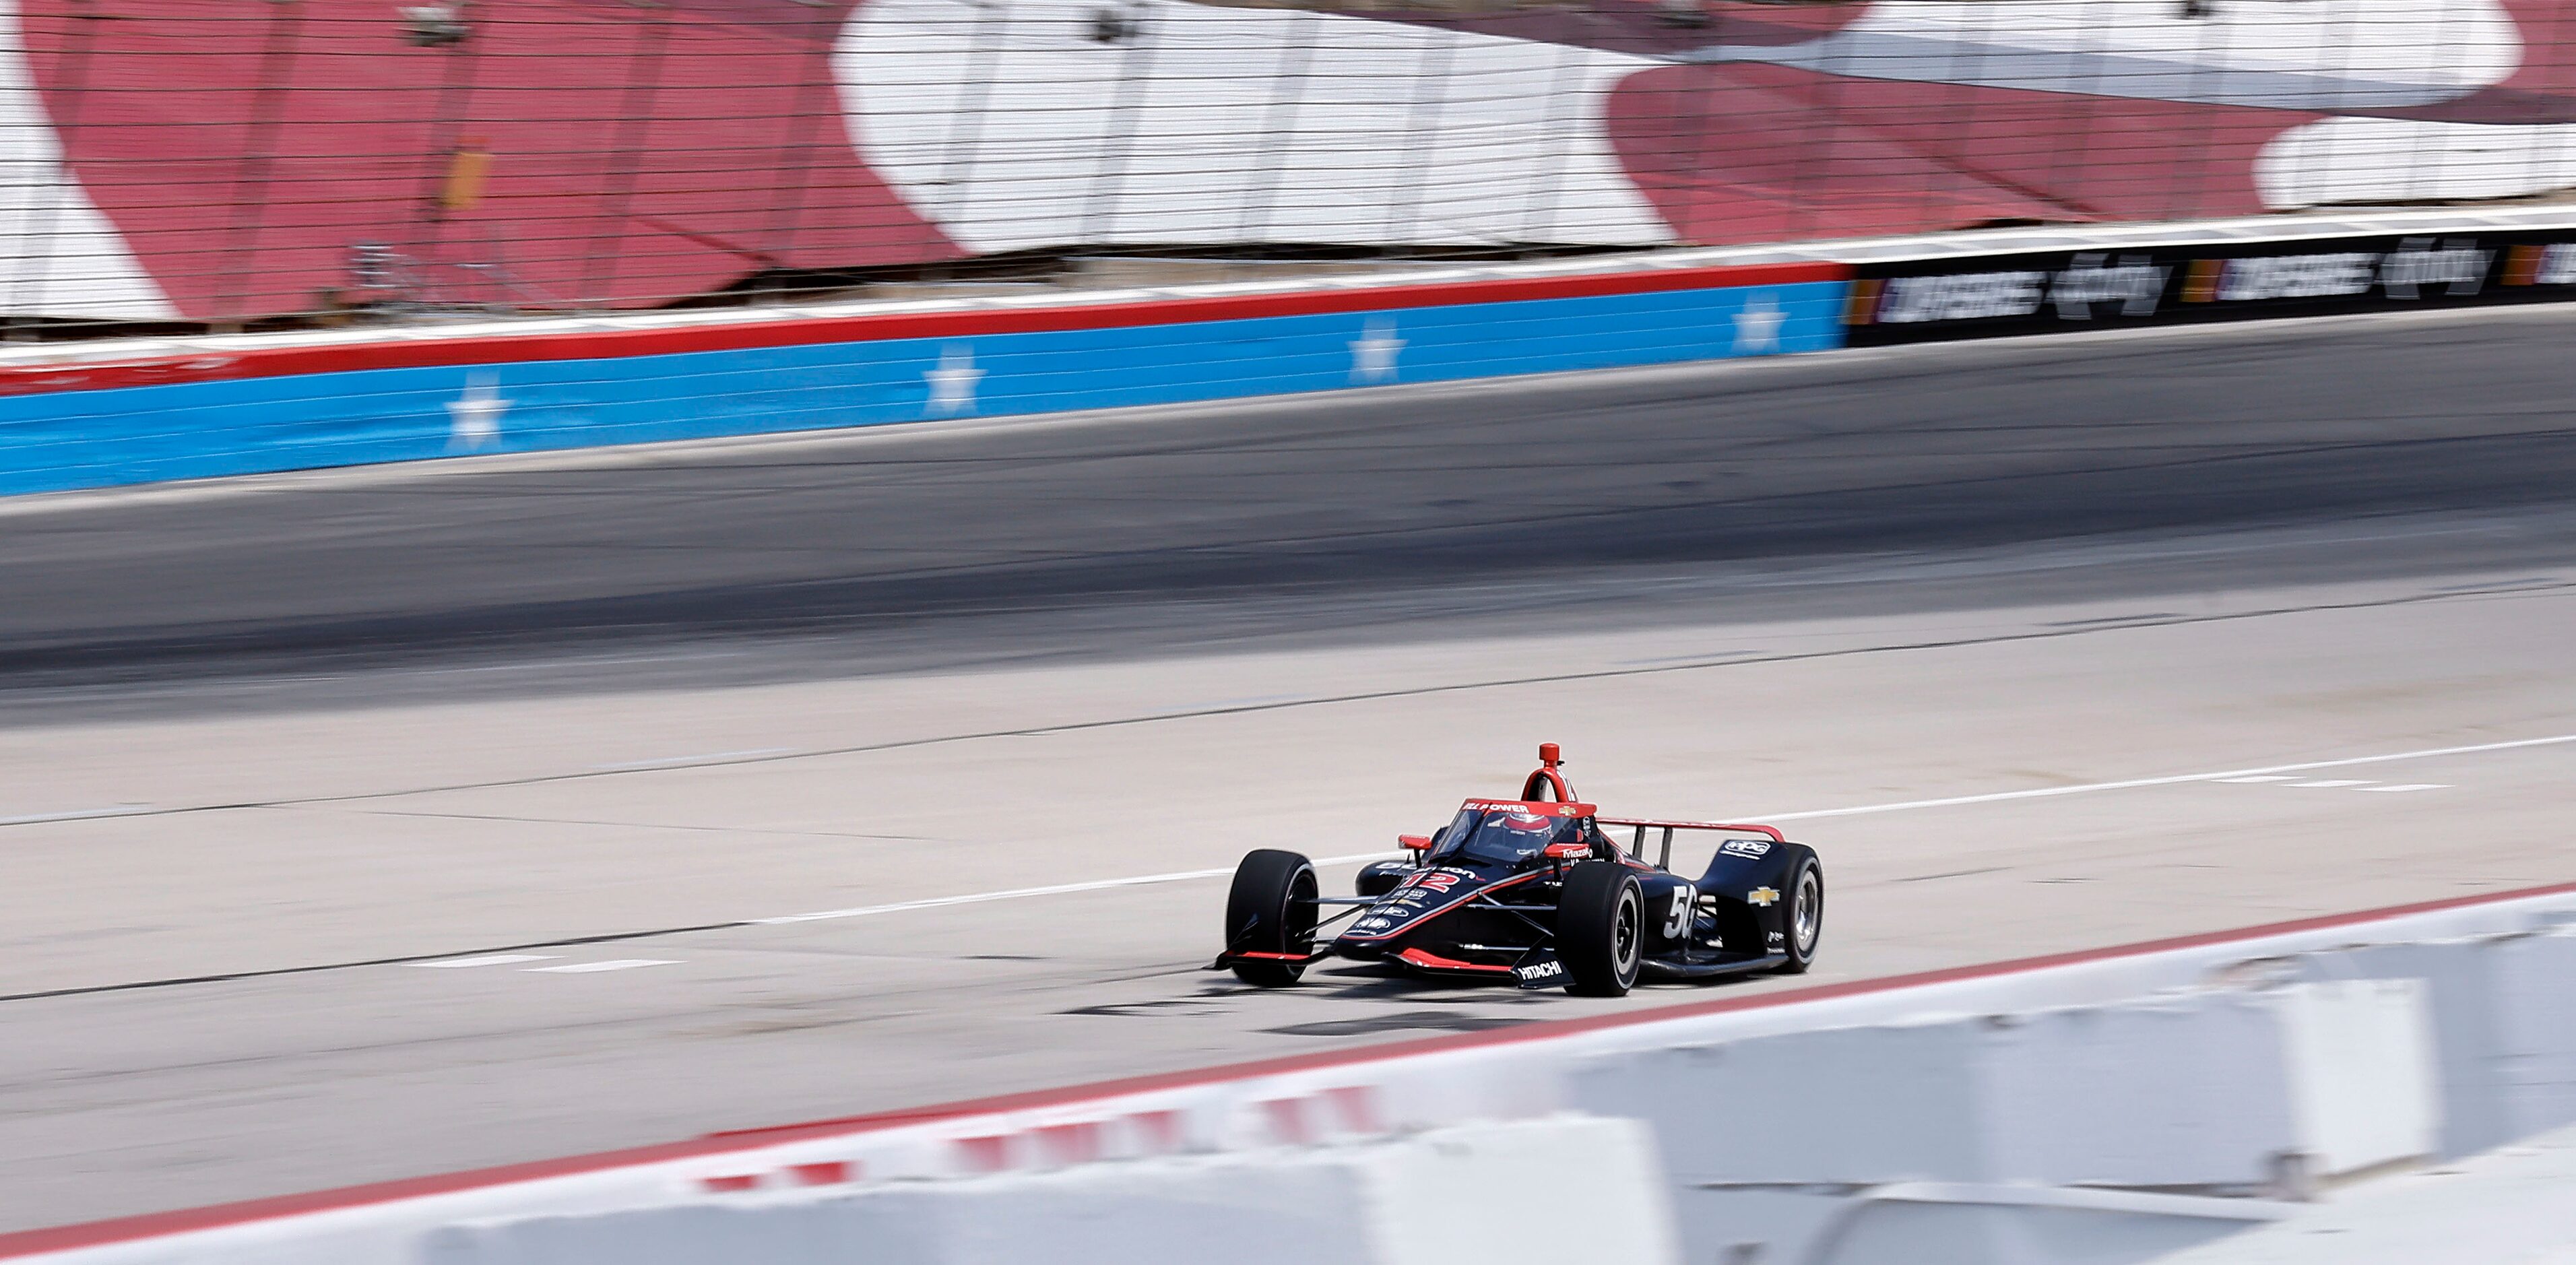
left=7, top=0, right=2576, bottom=323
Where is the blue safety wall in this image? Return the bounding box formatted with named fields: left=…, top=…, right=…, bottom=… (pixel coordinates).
left=0, top=280, right=1847, bottom=496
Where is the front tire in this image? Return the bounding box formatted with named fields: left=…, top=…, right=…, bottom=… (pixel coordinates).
left=1225, top=849, right=1318, bottom=987
left=1776, top=856, right=1823, bottom=974
left=1559, top=862, right=1644, bottom=997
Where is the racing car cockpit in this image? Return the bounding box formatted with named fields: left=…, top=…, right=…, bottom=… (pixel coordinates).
left=1423, top=802, right=1613, bottom=868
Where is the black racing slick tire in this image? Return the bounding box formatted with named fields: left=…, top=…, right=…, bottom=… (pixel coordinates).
left=1225, top=849, right=1319, bottom=987
left=1558, top=862, right=1644, bottom=997
left=1776, top=855, right=1824, bottom=975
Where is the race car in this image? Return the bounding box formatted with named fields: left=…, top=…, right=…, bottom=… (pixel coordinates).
left=1215, top=744, right=1822, bottom=996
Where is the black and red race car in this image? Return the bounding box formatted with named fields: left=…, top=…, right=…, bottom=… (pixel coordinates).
left=1215, top=744, right=1822, bottom=997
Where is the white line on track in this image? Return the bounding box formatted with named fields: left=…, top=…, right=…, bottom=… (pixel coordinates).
left=1743, top=732, right=2571, bottom=822
left=2213, top=775, right=2451, bottom=792
left=754, top=851, right=1400, bottom=926
left=592, top=748, right=796, bottom=771
left=748, top=733, right=2571, bottom=927
left=416, top=954, right=559, bottom=969
left=0, top=804, right=150, bottom=826
left=525, top=960, right=678, bottom=973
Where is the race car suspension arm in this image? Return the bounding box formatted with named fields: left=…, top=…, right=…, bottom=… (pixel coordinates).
left=1218, top=896, right=1370, bottom=961
left=1308, top=903, right=1368, bottom=931
left=1309, top=897, right=1372, bottom=930
left=1467, top=890, right=1556, bottom=943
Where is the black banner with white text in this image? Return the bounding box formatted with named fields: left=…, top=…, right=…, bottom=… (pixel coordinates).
left=1843, top=234, right=2576, bottom=343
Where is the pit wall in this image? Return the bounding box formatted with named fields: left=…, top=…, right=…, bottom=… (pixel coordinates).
left=4, top=884, right=2569, bottom=1265
left=16, top=205, right=2576, bottom=499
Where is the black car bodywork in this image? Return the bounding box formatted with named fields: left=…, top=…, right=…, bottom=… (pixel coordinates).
left=1215, top=744, right=1824, bottom=996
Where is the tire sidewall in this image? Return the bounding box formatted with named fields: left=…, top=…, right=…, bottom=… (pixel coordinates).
left=1559, top=862, right=1644, bottom=997
left=1610, top=882, right=1643, bottom=989
left=1225, top=849, right=1318, bottom=985
left=1779, top=855, right=1823, bottom=973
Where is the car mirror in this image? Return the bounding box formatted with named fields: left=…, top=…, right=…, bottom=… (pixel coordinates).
left=1543, top=841, right=1590, bottom=859
left=1398, top=834, right=1432, bottom=851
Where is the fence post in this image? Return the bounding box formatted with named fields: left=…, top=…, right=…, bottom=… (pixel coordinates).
left=1794, top=2, right=1861, bottom=244
left=8, top=0, right=104, bottom=334
left=2036, top=0, right=2115, bottom=226
left=579, top=0, right=674, bottom=309
left=2538, top=0, right=2576, bottom=195
left=2414, top=0, right=2480, bottom=205
left=407, top=0, right=491, bottom=306
left=750, top=0, right=845, bottom=302
left=2175, top=1, right=2226, bottom=220
left=1677, top=36, right=1720, bottom=244
left=933, top=0, right=1013, bottom=240
left=1925, top=0, right=2000, bottom=234
left=216, top=0, right=307, bottom=325
left=1239, top=7, right=1320, bottom=245
left=1079, top=1, right=1157, bottom=248
left=1520, top=37, right=1586, bottom=247
left=1384, top=25, right=1456, bottom=245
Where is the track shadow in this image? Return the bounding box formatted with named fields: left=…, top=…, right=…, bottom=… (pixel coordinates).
left=1262, top=1010, right=1536, bottom=1038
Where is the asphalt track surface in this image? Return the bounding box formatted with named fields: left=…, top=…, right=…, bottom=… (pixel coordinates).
left=2, top=305, right=2574, bottom=1231
left=11, top=303, right=2576, bottom=692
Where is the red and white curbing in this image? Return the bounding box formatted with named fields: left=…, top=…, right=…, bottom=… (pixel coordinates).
left=4, top=881, right=2572, bottom=1265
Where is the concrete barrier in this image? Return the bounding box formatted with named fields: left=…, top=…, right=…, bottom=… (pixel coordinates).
left=1574, top=977, right=2441, bottom=1265
left=418, top=1115, right=1679, bottom=1265
left=2307, top=924, right=2576, bottom=1158
left=3, top=884, right=2569, bottom=1265
left=2141, top=1119, right=2576, bottom=1265
left=2276, top=979, right=2441, bottom=1179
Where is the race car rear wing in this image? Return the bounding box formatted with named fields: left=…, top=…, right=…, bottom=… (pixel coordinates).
left=1595, top=817, right=1787, bottom=870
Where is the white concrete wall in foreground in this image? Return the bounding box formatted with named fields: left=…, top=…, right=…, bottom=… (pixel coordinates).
left=415, top=932, right=2553, bottom=1265
left=420, top=1115, right=1680, bottom=1265
left=1576, top=973, right=2460, bottom=1265
left=13, top=889, right=2572, bottom=1265
left=2144, top=1120, right=2576, bottom=1265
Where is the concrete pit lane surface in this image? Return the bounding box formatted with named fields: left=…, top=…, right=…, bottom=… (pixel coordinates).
left=1, top=305, right=2573, bottom=1231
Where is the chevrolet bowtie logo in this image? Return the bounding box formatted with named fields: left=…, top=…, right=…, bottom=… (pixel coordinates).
left=1747, top=886, right=1779, bottom=907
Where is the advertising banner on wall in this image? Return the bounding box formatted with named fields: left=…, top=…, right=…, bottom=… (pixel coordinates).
left=1842, top=233, right=2576, bottom=344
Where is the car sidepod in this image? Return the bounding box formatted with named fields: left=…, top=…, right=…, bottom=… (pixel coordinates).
left=1634, top=868, right=1700, bottom=957
left=1696, top=838, right=1818, bottom=957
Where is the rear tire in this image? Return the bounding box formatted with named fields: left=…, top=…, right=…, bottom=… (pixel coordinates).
left=1776, top=856, right=1823, bottom=975
left=1225, top=849, right=1318, bottom=987
left=1558, top=862, right=1644, bottom=997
